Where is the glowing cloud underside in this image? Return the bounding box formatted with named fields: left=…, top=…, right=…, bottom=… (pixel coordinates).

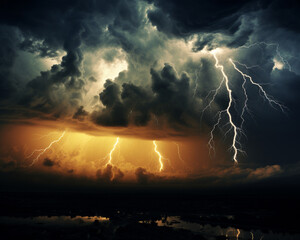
left=153, top=140, right=164, bottom=172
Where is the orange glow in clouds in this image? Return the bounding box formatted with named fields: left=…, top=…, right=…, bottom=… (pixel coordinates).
left=0, top=124, right=218, bottom=180
left=27, top=131, right=66, bottom=167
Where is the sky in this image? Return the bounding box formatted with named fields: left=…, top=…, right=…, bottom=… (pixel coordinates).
left=0, top=0, right=300, bottom=191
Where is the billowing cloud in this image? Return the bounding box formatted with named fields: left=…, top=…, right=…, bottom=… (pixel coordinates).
left=73, top=106, right=88, bottom=121
left=96, top=164, right=124, bottom=183
left=91, top=63, right=201, bottom=130
left=135, top=167, right=157, bottom=184
left=248, top=165, right=282, bottom=179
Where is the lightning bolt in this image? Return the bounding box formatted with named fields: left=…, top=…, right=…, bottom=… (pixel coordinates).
left=236, top=229, right=240, bottom=240
left=173, top=142, right=184, bottom=163
left=206, top=51, right=242, bottom=164
left=104, top=137, right=120, bottom=167
left=202, top=44, right=287, bottom=164
left=173, top=142, right=190, bottom=171
left=153, top=140, right=164, bottom=172
left=26, top=148, right=44, bottom=159
left=26, top=132, right=62, bottom=158
left=230, top=59, right=287, bottom=113
left=201, top=75, right=225, bottom=115
left=27, top=131, right=66, bottom=167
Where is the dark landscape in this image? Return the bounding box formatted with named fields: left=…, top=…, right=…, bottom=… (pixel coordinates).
left=1, top=185, right=299, bottom=239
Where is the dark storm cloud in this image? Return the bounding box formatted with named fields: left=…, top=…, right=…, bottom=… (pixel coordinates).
left=135, top=167, right=159, bottom=184
left=19, top=38, right=60, bottom=58
left=166, top=0, right=300, bottom=168
left=146, top=0, right=300, bottom=51
left=0, top=0, right=299, bottom=115
left=73, top=106, right=88, bottom=121
left=92, top=80, right=128, bottom=126
left=96, top=164, right=124, bottom=183
left=150, top=64, right=197, bottom=128
left=92, top=63, right=201, bottom=130
left=0, top=0, right=144, bottom=115
left=243, top=69, right=300, bottom=166
left=43, top=158, right=55, bottom=167
left=0, top=26, right=19, bottom=100
left=1, top=162, right=297, bottom=192
left=192, top=20, right=255, bottom=51
left=0, top=0, right=119, bottom=52
left=0, top=0, right=299, bottom=172
left=261, top=0, right=300, bottom=33
left=147, top=0, right=260, bottom=37
left=0, top=161, right=15, bottom=170
left=134, top=164, right=285, bottom=186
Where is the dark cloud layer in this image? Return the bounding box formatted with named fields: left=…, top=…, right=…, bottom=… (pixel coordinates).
left=0, top=26, right=19, bottom=100
left=147, top=0, right=300, bottom=49
left=147, top=0, right=260, bottom=36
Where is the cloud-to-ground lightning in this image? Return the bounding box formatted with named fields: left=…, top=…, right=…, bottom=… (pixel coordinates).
left=173, top=142, right=184, bottom=163
left=103, top=137, right=120, bottom=167
left=201, top=43, right=287, bottom=164
left=153, top=140, right=164, bottom=172
left=206, top=51, right=243, bottom=164
left=27, top=131, right=66, bottom=167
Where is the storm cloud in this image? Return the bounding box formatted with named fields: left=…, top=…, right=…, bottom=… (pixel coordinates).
left=91, top=63, right=200, bottom=130
left=0, top=0, right=299, bottom=175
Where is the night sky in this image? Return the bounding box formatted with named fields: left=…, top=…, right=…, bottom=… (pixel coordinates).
left=0, top=0, right=300, bottom=191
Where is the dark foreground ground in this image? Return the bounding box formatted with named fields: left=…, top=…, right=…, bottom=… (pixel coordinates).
left=0, top=188, right=299, bottom=240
